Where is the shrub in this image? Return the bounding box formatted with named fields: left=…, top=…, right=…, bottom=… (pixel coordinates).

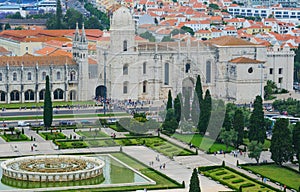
left=240, top=183, right=255, bottom=188
left=215, top=171, right=227, bottom=176
left=223, top=175, right=236, bottom=180
left=232, top=179, right=245, bottom=183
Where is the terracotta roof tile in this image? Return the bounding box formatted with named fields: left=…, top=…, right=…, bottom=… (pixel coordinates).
left=229, top=57, right=264, bottom=64
left=206, top=36, right=257, bottom=46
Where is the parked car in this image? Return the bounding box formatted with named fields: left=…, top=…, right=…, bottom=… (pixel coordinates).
left=18, top=121, right=30, bottom=127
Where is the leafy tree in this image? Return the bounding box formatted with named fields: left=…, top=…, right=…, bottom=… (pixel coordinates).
left=264, top=80, right=277, bottom=100
left=219, top=128, right=237, bottom=151
left=183, top=91, right=190, bottom=121
left=85, top=16, right=102, bottom=29
left=9, top=126, right=15, bottom=135
left=294, top=45, right=300, bottom=82
left=4, top=23, right=11, bottom=30
left=179, top=120, right=194, bottom=132
left=222, top=108, right=232, bottom=131
left=248, top=141, right=263, bottom=164
left=198, top=90, right=211, bottom=134
left=248, top=96, right=265, bottom=144
left=233, top=109, right=244, bottom=148
left=118, top=118, right=131, bottom=130
left=15, top=129, right=21, bottom=139
left=191, top=75, right=203, bottom=125
left=6, top=12, right=22, bottom=19
left=161, top=35, right=174, bottom=42
left=174, top=95, right=181, bottom=123
left=84, top=3, right=110, bottom=30
left=166, top=90, right=172, bottom=110
left=292, top=122, right=300, bottom=171
left=64, top=8, right=84, bottom=29
left=140, top=31, right=155, bottom=42
left=46, top=15, right=57, bottom=29
left=208, top=3, right=220, bottom=10
left=170, top=29, right=186, bottom=36
left=162, top=109, right=178, bottom=134
left=270, top=118, right=293, bottom=166
left=56, top=0, right=63, bottom=29
left=189, top=168, right=200, bottom=192
left=181, top=26, right=194, bottom=36
left=43, top=75, right=53, bottom=128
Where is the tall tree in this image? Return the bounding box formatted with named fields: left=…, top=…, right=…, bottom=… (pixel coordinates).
left=219, top=128, right=237, bottom=151
left=43, top=75, right=53, bottom=128
left=183, top=91, right=190, bottom=120
left=174, top=95, right=181, bottom=123
left=248, top=141, right=263, bottom=164
left=248, top=96, right=266, bottom=144
left=56, top=0, right=62, bottom=29
left=192, top=75, right=203, bottom=126
left=233, top=109, right=244, bottom=148
left=162, top=109, right=178, bottom=134
left=166, top=90, right=172, bottom=110
left=198, top=90, right=211, bottom=134
left=189, top=168, right=201, bottom=192
left=270, top=118, right=293, bottom=166
left=222, top=108, right=232, bottom=131
left=292, top=122, right=300, bottom=171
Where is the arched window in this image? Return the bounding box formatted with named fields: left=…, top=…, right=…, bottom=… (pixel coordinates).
left=123, top=40, right=128, bottom=51
left=206, top=61, right=211, bottom=83
left=69, top=90, right=76, bottom=101
left=27, top=72, right=32, bottom=81
left=143, top=62, right=147, bottom=74
left=42, top=72, right=46, bottom=80
left=0, top=91, right=5, bottom=101
left=123, top=64, right=128, bottom=75
left=185, top=63, right=190, bottom=73
left=13, top=72, right=17, bottom=81
left=10, top=90, right=20, bottom=101
left=143, top=81, right=147, bottom=93
left=54, top=88, right=64, bottom=100
left=25, top=90, right=34, bottom=101
left=39, top=89, right=45, bottom=100
left=70, top=71, right=76, bottom=81
left=164, top=63, right=169, bottom=85
left=57, top=71, right=61, bottom=80
left=0, top=73, right=2, bottom=81
left=123, top=82, right=128, bottom=94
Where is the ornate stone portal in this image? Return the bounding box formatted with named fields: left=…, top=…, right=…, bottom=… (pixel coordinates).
left=1, top=155, right=105, bottom=182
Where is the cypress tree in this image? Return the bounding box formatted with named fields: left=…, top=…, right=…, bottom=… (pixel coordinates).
left=233, top=109, right=244, bottom=148
left=222, top=107, right=232, bottom=131
left=56, top=0, right=62, bottom=29
left=198, top=90, right=211, bottom=134
left=191, top=75, right=203, bottom=126
left=292, top=122, right=300, bottom=171
left=183, top=91, right=190, bottom=120
left=189, top=168, right=200, bottom=192
left=174, top=95, right=181, bottom=123
left=43, top=75, right=53, bottom=129
left=270, top=118, right=293, bottom=166
left=248, top=96, right=265, bottom=144
left=166, top=90, right=172, bottom=110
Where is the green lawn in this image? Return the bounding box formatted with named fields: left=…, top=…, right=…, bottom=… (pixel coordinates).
left=172, top=133, right=235, bottom=153
left=243, top=164, right=300, bottom=190
left=243, top=138, right=271, bottom=150
left=1, top=133, right=30, bottom=142
left=201, top=167, right=275, bottom=191
left=55, top=137, right=195, bottom=157
left=0, top=113, right=129, bottom=121
left=40, top=132, right=66, bottom=140
left=76, top=130, right=108, bottom=138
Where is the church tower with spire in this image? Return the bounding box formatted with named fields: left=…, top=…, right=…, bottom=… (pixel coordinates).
left=73, top=23, right=89, bottom=101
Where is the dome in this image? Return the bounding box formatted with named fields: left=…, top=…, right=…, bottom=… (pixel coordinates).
left=111, top=7, right=134, bottom=30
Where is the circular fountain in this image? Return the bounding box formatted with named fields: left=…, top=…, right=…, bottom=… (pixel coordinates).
left=1, top=155, right=105, bottom=182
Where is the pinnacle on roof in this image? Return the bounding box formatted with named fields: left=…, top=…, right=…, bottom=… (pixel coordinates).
left=81, top=22, right=87, bottom=43
left=74, top=22, right=80, bottom=42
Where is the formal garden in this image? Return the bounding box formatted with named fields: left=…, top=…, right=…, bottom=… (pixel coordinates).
left=39, top=131, right=66, bottom=140
left=242, top=164, right=300, bottom=190
left=54, top=136, right=195, bottom=158
left=199, top=165, right=279, bottom=192
left=0, top=128, right=30, bottom=142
